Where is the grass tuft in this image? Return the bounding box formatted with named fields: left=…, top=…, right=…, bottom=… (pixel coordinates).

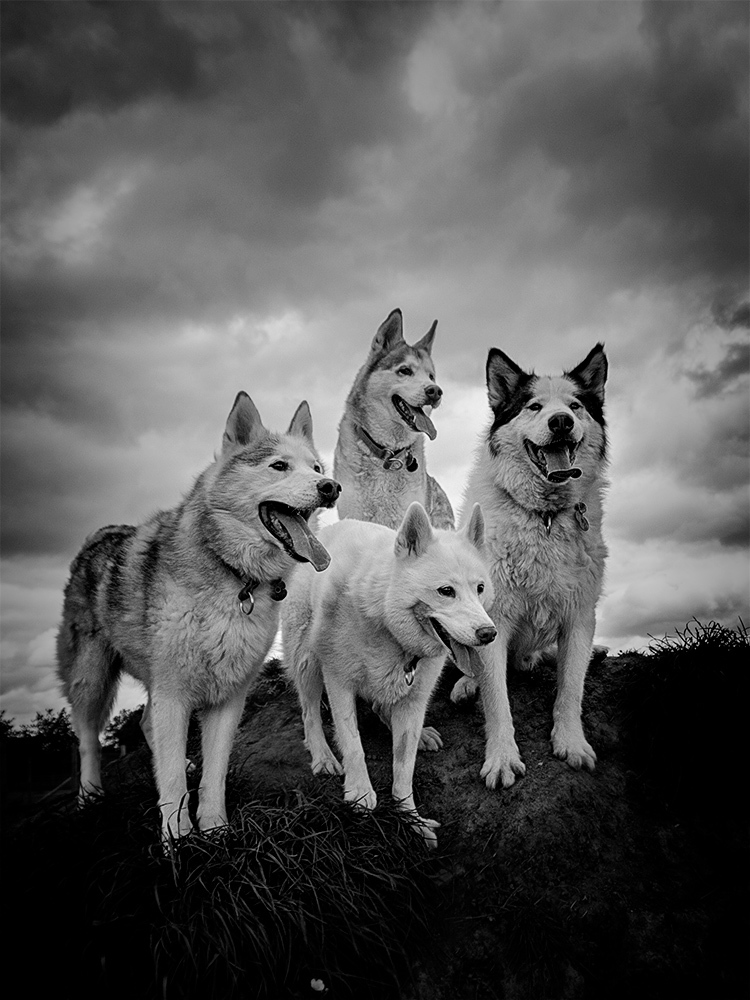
left=4, top=783, right=437, bottom=999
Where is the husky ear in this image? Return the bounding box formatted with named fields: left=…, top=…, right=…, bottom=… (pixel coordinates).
left=394, top=502, right=434, bottom=558
left=462, top=503, right=485, bottom=552
left=567, top=343, right=608, bottom=403
left=413, top=319, right=438, bottom=355
left=287, top=400, right=314, bottom=444
left=223, top=392, right=265, bottom=452
left=370, top=309, right=404, bottom=357
left=486, top=348, right=532, bottom=411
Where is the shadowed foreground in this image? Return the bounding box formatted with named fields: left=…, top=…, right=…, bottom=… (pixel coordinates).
left=3, top=622, right=748, bottom=999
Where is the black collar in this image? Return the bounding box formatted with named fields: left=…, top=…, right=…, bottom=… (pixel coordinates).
left=214, top=554, right=287, bottom=616
left=542, top=502, right=590, bottom=536
left=354, top=423, right=418, bottom=473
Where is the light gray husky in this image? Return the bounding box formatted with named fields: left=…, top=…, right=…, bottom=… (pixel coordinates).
left=457, top=345, right=609, bottom=790
left=283, top=502, right=496, bottom=847
left=57, top=392, right=340, bottom=840
left=333, top=309, right=454, bottom=530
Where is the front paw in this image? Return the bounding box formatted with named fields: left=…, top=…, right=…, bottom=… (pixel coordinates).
left=480, top=744, right=526, bottom=789
left=344, top=783, right=377, bottom=811
left=450, top=676, right=479, bottom=705
left=552, top=729, right=597, bottom=771
left=160, top=795, right=193, bottom=842
left=197, top=811, right=229, bottom=833
left=311, top=751, right=344, bottom=776
left=401, top=810, right=440, bottom=849
left=418, top=726, right=443, bottom=752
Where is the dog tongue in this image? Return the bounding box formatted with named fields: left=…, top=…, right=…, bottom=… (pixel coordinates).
left=544, top=445, right=582, bottom=483
left=411, top=406, right=437, bottom=441
left=275, top=510, right=331, bottom=571
left=449, top=641, right=479, bottom=678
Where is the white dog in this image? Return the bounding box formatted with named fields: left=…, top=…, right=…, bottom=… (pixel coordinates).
left=283, top=502, right=496, bottom=846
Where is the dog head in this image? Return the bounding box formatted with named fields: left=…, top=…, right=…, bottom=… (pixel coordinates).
left=485, top=344, right=608, bottom=494
left=390, top=502, right=496, bottom=668
left=353, top=309, right=444, bottom=444
left=213, top=392, right=341, bottom=572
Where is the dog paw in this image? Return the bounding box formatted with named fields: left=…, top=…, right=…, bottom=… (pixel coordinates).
left=552, top=734, right=597, bottom=771
left=197, top=812, right=229, bottom=833
left=311, top=753, right=344, bottom=776
left=480, top=747, right=526, bottom=789
left=450, top=676, right=479, bottom=705
left=344, top=785, right=377, bottom=811
left=418, top=726, right=443, bottom=751
left=401, top=810, right=441, bottom=849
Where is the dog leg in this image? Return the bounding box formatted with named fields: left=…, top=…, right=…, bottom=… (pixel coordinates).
left=551, top=617, right=597, bottom=771
left=476, top=637, right=526, bottom=789
left=390, top=698, right=440, bottom=849
left=374, top=702, right=443, bottom=753
left=149, top=694, right=193, bottom=841
left=196, top=684, right=250, bottom=832
left=326, top=678, right=377, bottom=810
left=296, top=656, right=342, bottom=776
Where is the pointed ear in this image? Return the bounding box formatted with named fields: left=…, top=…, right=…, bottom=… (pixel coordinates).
left=486, top=348, right=531, bottom=411
left=222, top=392, right=265, bottom=452
left=394, top=502, right=434, bottom=558
left=462, top=503, right=485, bottom=551
left=287, top=400, right=314, bottom=445
left=370, top=309, right=404, bottom=357
left=567, top=344, right=608, bottom=402
left=413, top=319, right=438, bottom=354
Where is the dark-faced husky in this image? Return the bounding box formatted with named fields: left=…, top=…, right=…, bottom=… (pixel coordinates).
left=333, top=309, right=454, bottom=530
left=57, top=392, right=340, bottom=841
left=282, top=502, right=496, bottom=848
left=458, top=345, right=609, bottom=790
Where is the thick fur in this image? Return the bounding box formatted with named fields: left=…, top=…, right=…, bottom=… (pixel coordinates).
left=283, top=502, right=495, bottom=847
left=334, top=309, right=454, bottom=530
left=458, top=345, right=609, bottom=789
left=57, top=393, right=340, bottom=840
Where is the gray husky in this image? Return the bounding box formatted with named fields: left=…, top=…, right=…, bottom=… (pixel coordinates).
left=57, top=392, right=340, bottom=840
left=458, top=345, right=609, bottom=790
left=333, top=308, right=454, bottom=530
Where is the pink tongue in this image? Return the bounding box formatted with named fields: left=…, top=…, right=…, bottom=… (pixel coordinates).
left=275, top=511, right=331, bottom=571
left=544, top=445, right=581, bottom=483
left=412, top=407, right=437, bottom=440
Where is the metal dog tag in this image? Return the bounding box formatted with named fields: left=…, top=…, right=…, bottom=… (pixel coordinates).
left=574, top=502, right=589, bottom=531
left=237, top=582, right=255, bottom=616
left=383, top=457, right=403, bottom=471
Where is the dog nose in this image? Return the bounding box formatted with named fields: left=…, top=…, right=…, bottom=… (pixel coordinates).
left=424, top=383, right=443, bottom=404
left=475, top=626, right=497, bottom=645
left=317, top=478, right=341, bottom=502
left=548, top=412, right=574, bottom=436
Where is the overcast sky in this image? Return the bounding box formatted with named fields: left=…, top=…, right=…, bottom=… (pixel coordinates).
left=1, top=0, right=748, bottom=725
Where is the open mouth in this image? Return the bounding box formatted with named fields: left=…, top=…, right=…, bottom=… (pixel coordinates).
left=524, top=440, right=582, bottom=483
left=258, top=502, right=330, bottom=571
left=421, top=614, right=478, bottom=678
left=392, top=395, right=437, bottom=440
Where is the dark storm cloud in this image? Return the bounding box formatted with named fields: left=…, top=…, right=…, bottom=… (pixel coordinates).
left=686, top=341, right=750, bottom=400
left=473, top=0, right=748, bottom=290
left=0, top=0, right=201, bottom=124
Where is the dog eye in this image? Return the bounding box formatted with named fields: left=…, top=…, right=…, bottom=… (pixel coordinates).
left=477, top=583, right=484, bottom=595
left=398, top=366, right=413, bottom=377
left=527, top=402, right=542, bottom=412
left=428, top=373, right=435, bottom=382
left=270, top=460, right=288, bottom=472
left=438, top=586, right=455, bottom=598
left=313, top=463, right=323, bottom=474
left=570, top=401, right=581, bottom=411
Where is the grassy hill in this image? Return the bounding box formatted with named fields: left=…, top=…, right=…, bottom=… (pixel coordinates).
left=2, top=621, right=748, bottom=999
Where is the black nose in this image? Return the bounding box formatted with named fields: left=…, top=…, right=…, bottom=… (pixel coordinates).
left=548, top=412, right=574, bottom=436
left=424, top=383, right=443, bottom=403
left=317, top=478, right=341, bottom=502
left=475, top=626, right=497, bottom=645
